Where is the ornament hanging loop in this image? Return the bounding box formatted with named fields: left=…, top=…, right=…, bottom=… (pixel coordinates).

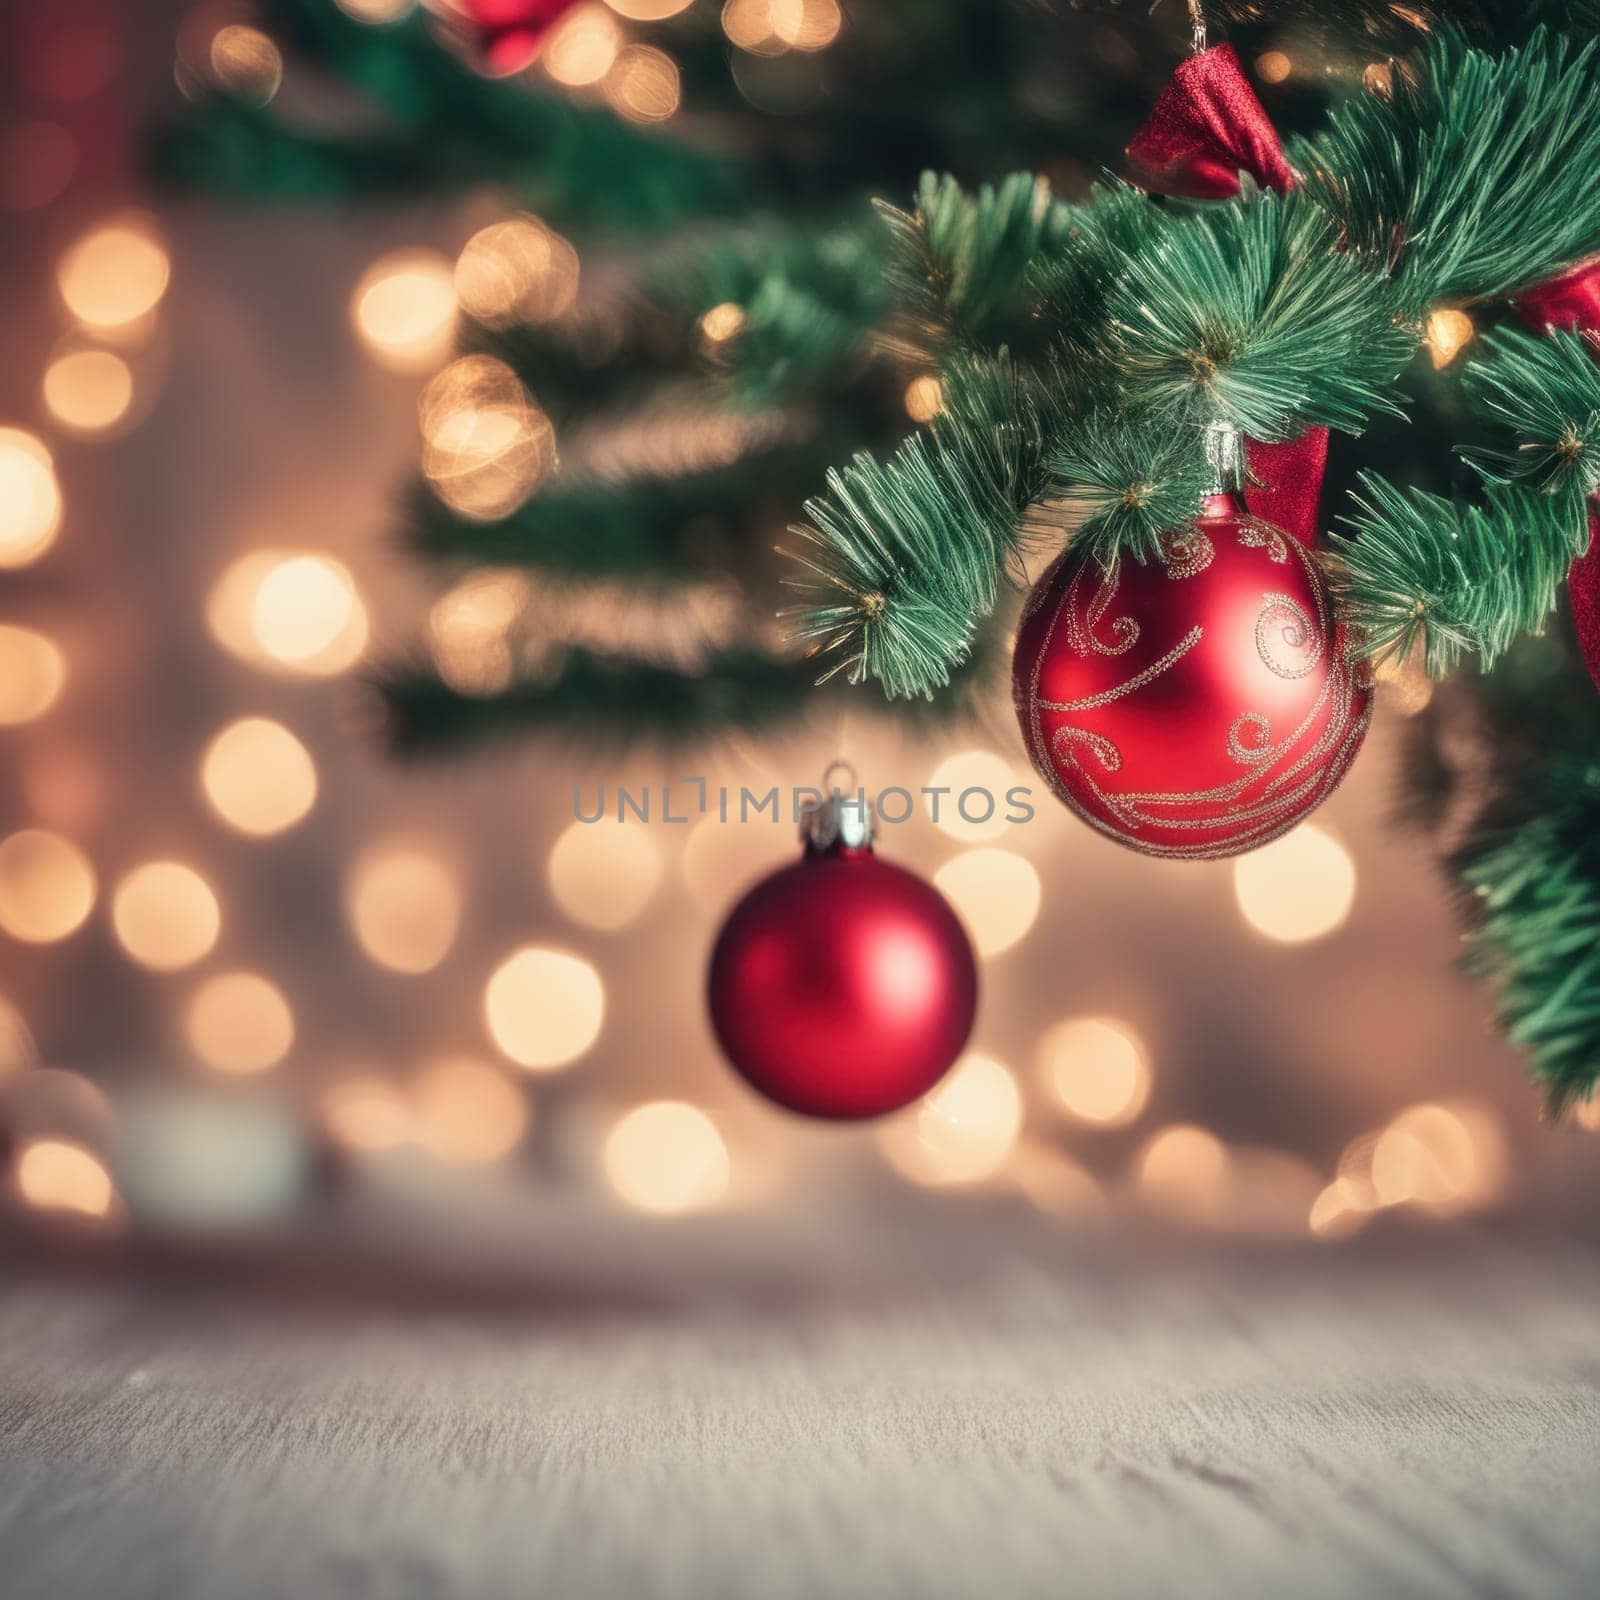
left=803, top=760, right=874, bottom=852
left=1203, top=420, right=1245, bottom=495
left=1185, top=0, right=1208, bottom=55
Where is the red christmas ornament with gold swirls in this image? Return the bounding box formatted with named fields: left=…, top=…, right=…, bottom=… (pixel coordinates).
left=1013, top=494, right=1372, bottom=860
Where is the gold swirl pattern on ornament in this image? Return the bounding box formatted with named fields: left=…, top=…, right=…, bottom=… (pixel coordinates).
left=1065, top=562, right=1138, bottom=657
left=1227, top=712, right=1272, bottom=765
left=1255, top=592, right=1322, bottom=680
left=1038, top=626, right=1204, bottom=713
left=1050, top=725, right=1122, bottom=776
left=1161, top=528, right=1215, bottom=580
left=1237, top=520, right=1290, bottom=563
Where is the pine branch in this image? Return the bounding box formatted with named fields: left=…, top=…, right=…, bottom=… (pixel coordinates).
left=1042, top=410, right=1214, bottom=566
left=1331, top=475, right=1590, bottom=674
left=1460, top=327, right=1600, bottom=496
left=786, top=357, right=1065, bottom=698
left=1301, top=28, right=1600, bottom=306
left=1103, top=194, right=1417, bottom=438
left=1459, top=778, right=1600, bottom=1114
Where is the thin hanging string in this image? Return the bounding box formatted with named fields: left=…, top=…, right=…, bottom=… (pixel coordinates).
left=1186, top=0, right=1208, bottom=53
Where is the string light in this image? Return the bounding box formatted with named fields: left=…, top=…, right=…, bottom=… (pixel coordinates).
left=320, top=1074, right=415, bottom=1150
left=111, top=861, right=222, bottom=972
left=209, top=25, right=284, bottom=104
left=351, top=249, right=458, bottom=372
left=603, top=1101, right=730, bottom=1214
left=1137, top=1124, right=1231, bottom=1225
left=0, top=428, right=62, bottom=568
left=932, top=848, right=1041, bottom=957
left=903, top=375, right=943, bottom=422
left=15, top=1140, right=115, bottom=1219
left=0, top=626, right=66, bottom=724
left=542, top=5, right=624, bottom=86
left=200, top=718, right=318, bottom=836
left=186, top=971, right=294, bottom=1074
left=1233, top=824, right=1356, bottom=944
left=419, top=355, right=556, bottom=521
left=1036, top=1017, right=1150, bottom=1128
left=344, top=843, right=461, bottom=973
left=1012, top=1139, right=1108, bottom=1222
left=0, top=829, right=96, bottom=943
left=411, top=1056, right=528, bottom=1164
left=454, top=216, right=579, bottom=328
left=334, top=0, right=415, bottom=20
left=1425, top=308, right=1475, bottom=369
left=547, top=819, right=664, bottom=931
left=602, top=44, right=681, bottom=122
left=57, top=213, right=170, bottom=332
left=926, top=749, right=1020, bottom=843
left=484, top=946, right=604, bottom=1069
left=42, top=348, right=135, bottom=434
left=877, top=1053, right=1023, bottom=1186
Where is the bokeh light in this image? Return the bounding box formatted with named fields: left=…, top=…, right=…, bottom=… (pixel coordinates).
left=904, top=374, right=943, bottom=422
left=320, top=1074, right=415, bottom=1150
left=932, top=848, right=1041, bottom=957
left=0, top=626, right=66, bottom=724
left=111, top=861, right=222, bottom=971
left=15, top=1139, right=115, bottom=1219
left=878, top=1053, right=1023, bottom=1186
left=412, top=1056, right=529, bottom=1164
left=252, top=553, right=368, bottom=673
left=427, top=568, right=529, bottom=694
left=1426, top=308, right=1475, bottom=369
left=0, top=994, right=39, bottom=1077
left=208, top=550, right=368, bottom=676
left=1012, top=1139, right=1108, bottom=1222
left=1036, top=1017, right=1150, bottom=1128
left=209, top=24, right=284, bottom=104
left=2, top=1066, right=112, bottom=1149
left=0, top=829, right=96, bottom=943
left=542, top=5, right=623, bottom=86
left=605, top=0, right=694, bottom=17
left=201, top=718, right=317, bottom=836
left=454, top=215, right=580, bottom=327
left=186, top=971, right=294, bottom=1074
left=723, top=0, right=842, bottom=55
left=344, top=843, right=461, bottom=973
left=1369, top=1100, right=1507, bottom=1214
left=419, top=355, right=556, bottom=520
left=351, top=249, right=458, bottom=372
left=1137, top=1124, right=1232, bottom=1225
left=57, top=213, right=170, bottom=332
left=927, top=749, right=1021, bottom=843
left=547, top=820, right=663, bottom=931
left=0, top=428, right=63, bottom=568
left=1256, top=50, right=1292, bottom=83
left=43, top=348, right=135, bottom=434
left=1233, top=824, right=1356, bottom=944
left=484, top=946, right=605, bottom=1069
left=603, top=1101, right=731, bottom=1214
left=335, top=0, right=415, bottom=20
left=603, top=44, right=681, bottom=122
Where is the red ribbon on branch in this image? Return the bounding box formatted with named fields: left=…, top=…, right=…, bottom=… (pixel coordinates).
left=1515, top=259, right=1600, bottom=693
left=1124, top=43, right=1327, bottom=547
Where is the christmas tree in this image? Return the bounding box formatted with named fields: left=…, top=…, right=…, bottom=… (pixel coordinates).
left=162, top=1, right=1600, bottom=1109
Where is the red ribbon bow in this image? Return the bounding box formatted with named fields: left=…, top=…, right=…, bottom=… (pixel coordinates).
left=1515, top=260, right=1600, bottom=693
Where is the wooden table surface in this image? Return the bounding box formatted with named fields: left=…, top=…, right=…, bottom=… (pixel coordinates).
left=2, top=1212, right=1598, bottom=1600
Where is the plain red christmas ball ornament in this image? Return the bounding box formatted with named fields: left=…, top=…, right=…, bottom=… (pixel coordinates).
left=462, top=0, right=581, bottom=75
left=1014, top=494, right=1372, bottom=859
left=708, top=790, right=978, bottom=1119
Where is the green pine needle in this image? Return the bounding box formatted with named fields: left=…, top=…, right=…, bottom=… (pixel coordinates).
left=1461, top=327, right=1600, bottom=496
left=1302, top=28, right=1600, bottom=306
left=1331, top=475, right=1590, bottom=675
left=1460, top=781, right=1600, bottom=1114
